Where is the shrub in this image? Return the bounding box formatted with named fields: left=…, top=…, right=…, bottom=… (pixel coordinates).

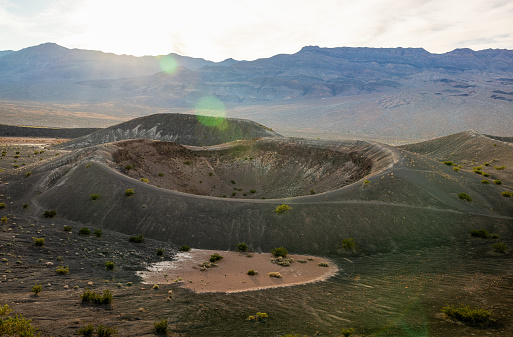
left=492, top=242, right=508, bottom=253
left=491, top=234, right=500, bottom=239
left=250, top=189, right=256, bottom=193
left=77, top=324, right=95, bottom=336
left=105, top=261, right=115, bottom=270
left=247, top=269, right=256, bottom=275
left=32, top=284, right=42, bottom=296
left=495, top=166, right=506, bottom=170
left=502, top=191, right=513, bottom=197
left=208, top=172, right=214, bottom=176
left=256, top=312, right=268, bottom=321
left=32, top=237, right=45, bottom=246
left=140, top=178, right=150, bottom=183
left=484, top=162, right=490, bottom=166
left=55, top=266, right=69, bottom=274
left=63, top=225, right=72, bottom=232
left=184, top=160, right=192, bottom=165
left=470, top=229, right=490, bottom=239
left=158, top=172, right=164, bottom=177
left=154, top=319, right=168, bottom=334
left=125, top=164, right=133, bottom=171
left=341, top=328, right=354, bottom=337
left=268, top=272, right=282, bottom=278
left=458, top=193, right=472, bottom=202
left=129, top=235, right=144, bottom=243
left=94, top=228, right=103, bottom=238
left=81, top=289, right=112, bottom=305
left=78, top=227, right=91, bottom=235
left=342, top=238, right=356, bottom=252
left=43, top=209, right=57, bottom=218
left=0, top=203, right=5, bottom=209
left=481, top=180, right=490, bottom=184
left=209, top=253, right=223, bottom=262
left=156, top=248, right=164, bottom=256
left=453, top=166, right=460, bottom=172
left=0, top=304, right=40, bottom=336
left=493, top=180, right=502, bottom=185
left=96, top=325, right=117, bottom=337
left=152, top=284, right=159, bottom=290
left=271, top=246, right=288, bottom=257
left=441, top=305, right=491, bottom=325
left=482, top=172, right=490, bottom=177
left=442, top=161, right=454, bottom=166
left=310, top=189, right=315, bottom=194
left=125, top=188, right=135, bottom=196
left=25, top=171, right=31, bottom=177
left=0, top=216, right=7, bottom=223
left=236, top=242, right=249, bottom=252
left=90, top=193, right=101, bottom=200
left=179, top=245, right=190, bottom=252
left=318, top=262, right=329, bottom=267
left=22, top=203, right=29, bottom=208
left=275, top=204, right=292, bottom=214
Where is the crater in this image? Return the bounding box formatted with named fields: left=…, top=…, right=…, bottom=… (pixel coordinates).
left=112, top=138, right=376, bottom=199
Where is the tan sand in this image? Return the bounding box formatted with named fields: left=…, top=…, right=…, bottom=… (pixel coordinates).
left=136, top=249, right=338, bottom=293
left=0, top=137, right=69, bottom=146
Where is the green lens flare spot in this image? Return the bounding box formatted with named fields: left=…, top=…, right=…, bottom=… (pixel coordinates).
left=195, top=95, right=227, bottom=128
left=159, top=55, right=177, bottom=74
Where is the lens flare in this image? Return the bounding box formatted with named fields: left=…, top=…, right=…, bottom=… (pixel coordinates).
left=195, top=95, right=227, bottom=129
left=158, top=55, right=177, bottom=74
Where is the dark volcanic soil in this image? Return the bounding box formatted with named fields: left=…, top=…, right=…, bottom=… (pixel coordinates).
left=112, top=139, right=372, bottom=199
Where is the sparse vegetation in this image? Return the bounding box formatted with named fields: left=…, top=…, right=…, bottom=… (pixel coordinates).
left=492, top=242, right=508, bottom=253
left=0, top=304, right=40, bottom=336
left=318, top=262, right=329, bottom=267
left=470, top=229, right=490, bottom=239
left=125, top=188, right=135, bottom=196
left=43, top=209, right=57, bottom=218
left=78, top=227, right=91, bottom=235
left=140, top=178, right=150, bottom=183
left=209, top=253, right=223, bottom=262
left=22, top=203, right=29, bottom=209
left=63, top=225, right=72, bottom=232
left=158, top=172, right=164, bottom=177
left=481, top=179, right=490, bottom=184
left=94, top=228, right=103, bottom=238
left=250, top=189, right=256, bottom=193
left=77, top=324, right=95, bottom=336
left=341, top=328, right=354, bottom=337
left=154, top=319, right=168, bottom=334
left=441, top=305, right=491, bottom=325
left=125, top=164, right=133, bottom=171
left=55, top=265, right=69, bottom=274
left=247, top=269, right=256, bottom=275
left=458, top=192, right=472, bottom=202
left=95, top=324, right=117, bottom=337
left=81, top=289, right=113, bottom=305
left=0, top=216, right=7, bottom=223
left=275, top=204, right=292, bottom=214
left=236, top=242, right=249, bottom=252
left=90, top=193, right=101, bottom=200
left=495, top=166, right=506, bottom=170
left=502, top=191, right=513, bottom=197
left=129, top=235, right=144, bottom=243
left=493, top=180, right=502, bottom=185
left=271, top=246, right=288, bottom=258
left=342, top=238, right=357, bottom=252
left=32, top=284, right=42, bottom=296
left=105, top=261, right=115, bottom=270
left=156, top=248, right=164, bottom=256
left=179, top=245, right=191, bottom=252
left=442, top=161, right=454, bottom=166
left=32, top=237, right=45, bottom=246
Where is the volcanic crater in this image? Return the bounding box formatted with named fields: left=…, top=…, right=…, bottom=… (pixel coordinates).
left=112, top=138, right=375, bottom=199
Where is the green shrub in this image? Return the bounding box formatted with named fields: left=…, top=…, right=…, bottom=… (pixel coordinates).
left=341, top=328, right=354, bottom=337
left=271, top=246, right=288, bottom=257
left=32, top=237, right=45, bottom=246
left=458, top=193, right=472, bottom=202
left=231, top=180, right=236, bottom=184
left=318, top=262, right=329, bottom=267
left=96, top=324, right=117, bottom=337
left=256, top=312, right=268, bottom=321
left=43, top=209, right=57, bottom=218
left=158, top=172, right=164, bottom=177
left=63, top=225, right=72, bottom=232
left=32, top=284, right=42, bottom=296
left=247, top=270, right=256, bottom=275
left=22, top=203, right=28, bottom=208
left=275, top=204, right=292, bottom=214
left=125, top=164, right=133, bottom=171
left=184, top=160, right=192, bottom=165
left=236, top=242, right=249, bottom=252
left=77, top=324, right=95, bottom=336
left=25, top=171, right=31, bottom=177
left=310, top=189, right=315, bottom=194
left=140, top=178, right=150, bottom=183
left=90, top=193, right=101, bottom=200
left=441, top=305, right=491, bottom=325
left=342, top=238, right=356, bottom=252
left=492, top=242, right=508, bottom=253
left=453, top=166, right=460, bottom=172
left=55, top=266, right=69, bottom=274
left=156, top=248, right=164, bottom=256
left=154, top=319, right=168, bottom=334
left=482, top=172, right=490, bottom=177
left=0, top=304, right=40, bottom=336
left=0, top=203, right=5, bottom=209
left=493, top=180, right=502, bottom=185
left=78, top=227, right=91, bottom=235
left=81, top=289, right=112, bottom=305
left=502, top=191, right=513, bottom=197
left=125, top=188, right=135, bottom=196
left=491, top=234, right=500, bottom=239
left=495, top=166, right=506, bottom=170
left=209, top=253, right=223, bottom=262
left=0, top=216, right=7, bottom=223
left=250, top=189, right=256, bottom=193
left=442, top=161, right=454, bottom=166
left=129, top=235, right=144, bottom=243
left=179, top=245, right=190, bottom=252
left=152, top=284, right=159, bottom=290
left=484, top=162, right=490, bottom=166
left=105, top=261, right=115, bottom=270
left=481, top=180, right=490, bottom=184
left=94, top=228, right=103, bottom=238
left=470, top=229, right=490, bottom=238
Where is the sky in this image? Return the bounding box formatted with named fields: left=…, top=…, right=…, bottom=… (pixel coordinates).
left=1, top=0, right=512, bottom=61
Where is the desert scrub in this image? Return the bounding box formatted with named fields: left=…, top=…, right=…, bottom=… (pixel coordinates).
left=441, top=305, right=491, bottom=325
left=236, top=242, right=249, bottom=252
left=248, top=312, right=269, bottom=322
left=90, top=193, right=101, bottom=200
left=268, top=272, right=282, bottom=278
left=55, top=265, right=69, bottom=274
left=442, top=161, right=454, bottom=166
left=493, top=180, right=502, bottom=185
left=209, top=253, right=223, bottom=262
left=158, top=172, right=164, bottom=177
left=492, top=242, right=508, bottom=253
left=95, top=325, right=117, bottom=337
left=470, top=229, right=490, bottom=238
left=342, top=238, right=357, bottom=252
left=32, top=237, right=45, bottom=246
left=271, top=246, right=288, bottom=258
left=80, top=289, right=113, bottom=305
left=502, top=191, right=513, bottom=197
left=22, top=203, right=29, bottom=209
left=156, top=248, right=164, bottom=256
left=0, top=304, right=40, bottom=336
left=341, top=328, right=354, bottom=337
left=78, top=227, right=91, bottom=235
left=43, top=209, right=57, bottom=218
left=250, top=189, right=256, bottom=193
left=140, top=178, right=150, bottom=183
left=275, top=204, right=292, bottom=214
left=0, top=202, right=5, bottom=209
left=452, top=166, right=460, bottom=172
left=458, top=192, right=472, bottom=202
left=495, top=166, right=506, bottom=170
left=247, top=269, right=257, bottom=275
left=32, top=284, right=42, bottom=296
left=129, top=235, right=144, bottom=243
left=125, top=188, right=135, bottom=196
left=94, top=228, right=103, bottom=238
left=154, top=319, right=168, bottom=334
left=63, top=225, right=72, bottom=232
left=184, top=160, right=192, bottom=165
left=152, top=284, right=160, bottom=290
left=481, top=179, right=490, bottom=184
left=0, top=216, right=7, bottom=223
left=318, top=262, right=329, bottom=267
left=482, top=172, right=490, bottom=177
left=105, top=261, right=115, bottom=270
left=77, top=324, right=95, bottom=336
left=179, top=245, right=191, bottom=252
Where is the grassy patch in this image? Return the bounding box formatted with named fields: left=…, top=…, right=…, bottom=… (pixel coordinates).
left=470, top=229, right=490, bottom=239
left=441, top=305, right=491, bottom=325
left=492, top=242, right=508, bottom=253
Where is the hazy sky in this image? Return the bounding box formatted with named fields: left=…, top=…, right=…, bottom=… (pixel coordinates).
left=1, top=0, right=512, bottom=61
